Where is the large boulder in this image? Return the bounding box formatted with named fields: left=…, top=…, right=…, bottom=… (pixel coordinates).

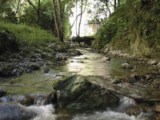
left=0, top=103, right=36, bottom=120
left=52, top=75, right=120, bottom=110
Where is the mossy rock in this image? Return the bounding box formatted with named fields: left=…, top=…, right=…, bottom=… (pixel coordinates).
left=52, top=75, right=120, bottom=111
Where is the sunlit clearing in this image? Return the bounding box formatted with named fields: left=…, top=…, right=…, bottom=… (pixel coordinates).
left=69, top=0, right=113, bottom=37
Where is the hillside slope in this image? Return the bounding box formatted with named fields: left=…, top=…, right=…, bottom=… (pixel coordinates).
left=93, top=0, right=160, bottom=58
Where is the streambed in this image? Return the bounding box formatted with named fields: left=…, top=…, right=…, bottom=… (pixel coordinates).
left=0, top=48, right=157, bottom=120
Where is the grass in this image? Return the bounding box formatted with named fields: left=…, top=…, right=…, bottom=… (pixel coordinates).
left=0, top=20, right=57, bottom=46
left=93, top=0, right=160, bottom=58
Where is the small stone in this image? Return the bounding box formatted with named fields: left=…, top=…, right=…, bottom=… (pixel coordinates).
left=103, top=48, right=109, bottom=54
left=101, top=57, right=111, bottom=62
left=43, top=64, right=50, bottom=73
left=148, top=60, right=158, bottom=65
left=157, top=62, right=160, bottom=68
left=121, top=63, right=133, bottom=69
left=155, top=104, right=160, bottom=113
left=112, top=79, right=122, bottom=84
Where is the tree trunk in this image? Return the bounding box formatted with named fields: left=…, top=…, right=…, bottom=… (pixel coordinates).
left=52, top=0, right=60, bottom=40
left=118, top=0, right=120, bottom=6
left=78, top=0, right=84, bottom=37
left=52, top=0, right=64, bottom=42
left=37, top=0, right=41, bottom=24
left=114, top=0, right=117, bottom=10
left=57, top=0, right=64, bottom=42
left=75, top=0, right=78, bottom=36
left=27, top=0, right=40, bottom=23
left=15, top=0, right=21, bottom=15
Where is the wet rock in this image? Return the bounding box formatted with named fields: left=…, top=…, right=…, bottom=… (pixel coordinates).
left=103, top=48, right=109, bottom=54
left=155, top=104, right=160, bottom=113
left=52, top=75, right=120, bottom=110
left=125, top=105, right=141, bottom=116
left=121, top=63, right=133, bottom=69
left=112, top=79, right=122, bottom=84
left=42, top=64, right=50, bottom=73
left=55, top=53, right=67, bottom=61
left=0, top=103, right=36, bottom=120
left=0, top=89, right=7, bottom=97
left=20, top=96, right=34, bottom=106
left=101, top=57, right=111, bottom=62
left=148, top=60, right=158, bottom=65
left=0, top=63, right=20, bottom=77
left=156, top=115, right=160, bottom=120
left=68, top=49, right=83, bottom=56
left=29, top=62, right=41, bottom=71
left=45, top=90, right=59, bottom=107
left=157, top=62, right=160, bottom=69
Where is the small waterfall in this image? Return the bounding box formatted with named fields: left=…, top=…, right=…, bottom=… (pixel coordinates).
left=28, top=104, right=56, bottom=120
left=0, top=94, right=48, bottom=105
left=116, top=97, right=136, bottom=112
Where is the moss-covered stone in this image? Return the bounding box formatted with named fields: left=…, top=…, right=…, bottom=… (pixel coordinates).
left=93, top=0, right=160, bottom=58
left=52, top=75, right=120, bottom=111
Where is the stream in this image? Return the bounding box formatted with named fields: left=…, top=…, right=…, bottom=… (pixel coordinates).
left=0, top=48, right=155, bottom=120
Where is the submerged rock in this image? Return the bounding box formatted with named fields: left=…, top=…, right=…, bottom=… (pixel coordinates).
left=52, top=75, right=120, bottom=110
left=0, top=103, right=36, bottom=120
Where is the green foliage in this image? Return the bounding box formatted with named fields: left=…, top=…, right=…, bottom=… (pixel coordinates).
left=94, top=0, right=160, bottom=58
left=20, top=1, right=54, bottom=30
left=0, top=20, right=56, bottom=46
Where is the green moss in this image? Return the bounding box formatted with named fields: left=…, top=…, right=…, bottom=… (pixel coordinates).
left=94, top=0, right=160, bottom=58
left=0, top=20, right=57, bottom=46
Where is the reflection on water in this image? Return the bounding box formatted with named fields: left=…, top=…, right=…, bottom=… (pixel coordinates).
left=0, top=49, right=153, bottom=120
left=66, top=50, right=111, bottom=78
left=66, top=49, right=150, bottom=78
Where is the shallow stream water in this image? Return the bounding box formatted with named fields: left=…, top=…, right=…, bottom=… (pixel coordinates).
left=0, top=48, right=153, bottom=120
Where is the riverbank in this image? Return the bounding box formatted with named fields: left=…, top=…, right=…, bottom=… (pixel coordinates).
left=0, top=47, right=160, bottom=120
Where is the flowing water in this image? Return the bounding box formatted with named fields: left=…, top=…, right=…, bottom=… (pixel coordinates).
left=0, top=48, right=153, bottom=120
